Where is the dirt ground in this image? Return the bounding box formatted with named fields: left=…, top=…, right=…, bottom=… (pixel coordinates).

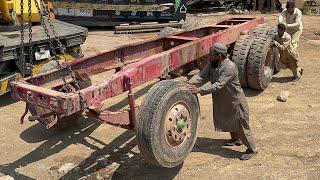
left=0, top=14, right=320, bottom=180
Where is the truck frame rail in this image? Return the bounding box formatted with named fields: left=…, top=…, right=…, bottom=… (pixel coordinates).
left=12, top=17, right=264, bottom=128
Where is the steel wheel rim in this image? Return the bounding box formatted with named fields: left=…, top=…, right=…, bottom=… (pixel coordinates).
left=164, top=102, right=192, bottom=148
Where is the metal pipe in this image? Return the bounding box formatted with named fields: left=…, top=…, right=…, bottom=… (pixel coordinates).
left=20, top=103, right=29, bottom=124
left=125, top=76, right=136, bottom=129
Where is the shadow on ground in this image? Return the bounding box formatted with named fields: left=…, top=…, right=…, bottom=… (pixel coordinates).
left=271, top=76, right=293, bottom=83
left=0, top=93, right=18, bottom=108
left=243, top=88, right=262, bottom=97
left=0, top=117, right=101, bottom=179
left=0, top=81, right=180, bottom=179
left=0, top=80, right=243, bottom=179
left=193, top=137, right=243, bottom=159
left=58, top=130, right=183, bottom=180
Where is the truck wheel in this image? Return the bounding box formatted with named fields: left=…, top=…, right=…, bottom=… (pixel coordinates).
left=273, top=47, right=280, bottom=74
left=253, top=24, right=277, bottom=39
left=253, top=24, right=279, bottom=74
left=266, top=26, right=277, bottom=38
left=232, top=35, right=254, bottom=88
left=247, top=37, right=275, bottom=90
left=137, top=80, right=200, bottom=168
left=252, top=23, right=269, bottom=37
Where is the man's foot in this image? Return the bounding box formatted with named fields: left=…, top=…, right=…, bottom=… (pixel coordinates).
left=225, top=139, right=243, bottom=146
left=292, top=68, right=304, bottom=82
left=299, top=68, right=304, bottom=76
left=239, top=149, right=257, bottom=160
left=292, top=76, right=301, bottom=82
left=273, top=69, right=280, bottom=75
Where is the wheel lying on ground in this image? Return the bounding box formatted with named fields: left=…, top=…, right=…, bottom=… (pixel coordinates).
left=137, top=80, right=200, bottom=168
left=247, top=36, right=276, bottom=90
left=232, top=35, right=254, bottom=88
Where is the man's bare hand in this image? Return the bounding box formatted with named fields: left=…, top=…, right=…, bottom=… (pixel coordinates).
left=189, top=85, right=200, bottom=94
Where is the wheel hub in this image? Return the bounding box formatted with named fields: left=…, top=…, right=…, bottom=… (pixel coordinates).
left=165, top=103, right=191, bottom=148
left=177, top=118, right=186, bottom=133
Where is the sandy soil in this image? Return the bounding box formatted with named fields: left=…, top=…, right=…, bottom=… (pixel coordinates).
left=0, top=14, right=319, bottom=180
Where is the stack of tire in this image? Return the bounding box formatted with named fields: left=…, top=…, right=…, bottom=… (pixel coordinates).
left=232, top=23, right=279, bottom=90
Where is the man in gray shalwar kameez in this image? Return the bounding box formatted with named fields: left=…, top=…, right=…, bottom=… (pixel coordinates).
left=188, top=43, right=257, bottom=160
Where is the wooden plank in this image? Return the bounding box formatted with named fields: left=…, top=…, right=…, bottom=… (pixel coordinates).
left=225, top=20, right=249, bottom=22
left=115, top=22, right=182, bottom=31
left=119, top=23, right=130, bottom=26
left=140, top=22, right=159, bottom=25
left=168, top=36, right=199, bottom=41
left=210, top=25, right=232, bottom=28
left=115, top=28, right=164, bottom=34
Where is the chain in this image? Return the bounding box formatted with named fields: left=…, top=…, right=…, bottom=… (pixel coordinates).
left=40, top=2, right=65, bottom=53
left=33, top=0, right=84, bottom=109
left=28, top=0, right=33, bottom=68
left=33, top=0, right=70, bottom=91
left=40, top=1, right=84, bottom=105
left=19, top=0, right=25, bottom=69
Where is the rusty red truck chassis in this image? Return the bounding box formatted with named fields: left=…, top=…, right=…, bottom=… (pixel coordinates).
left=11, top=17, right=276, bottom=167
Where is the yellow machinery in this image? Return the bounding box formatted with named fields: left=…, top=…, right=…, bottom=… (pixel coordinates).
left=0, top=0, right=88, bottom=95
left=0, top=0, right=40, bottom=25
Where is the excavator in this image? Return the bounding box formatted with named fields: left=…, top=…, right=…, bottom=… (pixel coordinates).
left=0, top=0, right=88, bottom=95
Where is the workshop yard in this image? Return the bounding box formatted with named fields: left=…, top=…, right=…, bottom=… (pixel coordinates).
left=0, top=14, right=319, bottom=179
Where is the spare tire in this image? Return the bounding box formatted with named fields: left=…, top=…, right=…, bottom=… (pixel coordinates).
left=137, top=80, right=200, bottom=168
left=247, top=37, right=275, bottom=90
left=232, top=35, right=254, bottom=88
left=253, top=24, right=280, bottom=75
left=252, top=23, right=270, bottom=37
left=273, top=47, right=280, bottom=74
left=266, top=25, right=277, bottom=38
left=253, top=24, right=277, bottom=39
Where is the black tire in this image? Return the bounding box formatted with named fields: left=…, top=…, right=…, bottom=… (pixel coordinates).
left=273, top=47, right=280, bottom=74
left=266, top=25, right=277, bottom=39
left=259, top=25, right=279, bottom=74
left=253, top=24, right=277, bottom=39
left=137, top=80, right=200, bottom=168
left=247, top=37, right=275, bottom=90
left=232, top=35, right=254, bottom=88
left=252, top=23, right=269, bottom=37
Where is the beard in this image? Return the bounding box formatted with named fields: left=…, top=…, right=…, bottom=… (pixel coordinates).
left=211, top=59, right=219, bottom=68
